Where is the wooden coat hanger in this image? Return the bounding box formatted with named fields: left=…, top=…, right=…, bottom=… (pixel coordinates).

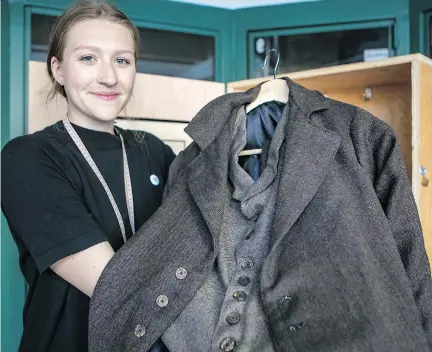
left=239, top=48, right=289, bottom=157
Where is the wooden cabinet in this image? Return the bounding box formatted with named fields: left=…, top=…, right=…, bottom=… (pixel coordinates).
left=227, top=53, right=432, bottom=266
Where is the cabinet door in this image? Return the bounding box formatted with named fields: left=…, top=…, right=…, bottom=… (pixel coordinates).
left=114, top=119, right=192, bottom=155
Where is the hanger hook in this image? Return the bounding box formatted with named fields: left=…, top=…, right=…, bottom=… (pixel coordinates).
left=262, top=48, right=280, bottom=79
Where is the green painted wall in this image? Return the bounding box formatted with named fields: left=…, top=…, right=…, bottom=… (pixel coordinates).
left=1, top=0, right=428, bottom=350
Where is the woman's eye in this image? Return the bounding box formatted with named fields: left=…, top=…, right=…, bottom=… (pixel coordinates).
left=81, top=55, right=95, bottom=62
left=115, top=58, right=129, bottom=65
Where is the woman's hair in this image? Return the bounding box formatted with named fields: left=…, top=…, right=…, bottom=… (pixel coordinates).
left=46, top=0, right=140, bottom=102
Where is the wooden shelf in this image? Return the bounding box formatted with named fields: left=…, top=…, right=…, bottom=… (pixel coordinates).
left=228, top=54, right=431, bottom=93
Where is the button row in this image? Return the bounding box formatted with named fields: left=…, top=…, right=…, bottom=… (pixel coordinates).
left=133, top=266, right=187, bottom=339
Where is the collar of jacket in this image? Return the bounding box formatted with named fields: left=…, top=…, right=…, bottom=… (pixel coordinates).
left=185, top=77, right=330, bottom=151
left=183, top=77, right=339, bottom=252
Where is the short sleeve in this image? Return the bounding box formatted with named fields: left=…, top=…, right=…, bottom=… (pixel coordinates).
left=1, top=138, right=108, bottom=273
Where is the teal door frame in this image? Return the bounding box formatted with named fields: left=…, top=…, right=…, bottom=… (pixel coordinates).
left=410, top=0, right=432, bottom=55
left=230, top=0, right=411, bottom=81
left=2, top=1, right=27, bottom=351
left=426, top=11, right=432, bottom=57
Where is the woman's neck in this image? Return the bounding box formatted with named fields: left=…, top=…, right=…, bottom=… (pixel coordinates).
left=67, top=111, right=115, bottom=135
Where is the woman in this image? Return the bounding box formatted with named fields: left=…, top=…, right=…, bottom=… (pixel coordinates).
left=1, top=1, right=174, bottom=351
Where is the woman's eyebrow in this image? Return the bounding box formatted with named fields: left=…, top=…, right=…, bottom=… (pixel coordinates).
left=73, top=45, right=134, bottom=55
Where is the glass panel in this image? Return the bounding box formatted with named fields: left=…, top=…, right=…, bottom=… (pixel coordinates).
left=31, top=14, right=57, bottom=62
left=31, top=14, right=215, bottom=81
left=250, top=27, right=392, bottom=78
left=137, top=27, right=215, bottom=81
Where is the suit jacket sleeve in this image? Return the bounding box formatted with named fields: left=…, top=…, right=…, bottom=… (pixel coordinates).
left=162, top=143, right=200, bottom=202
left=162, top=151, right=184, bottom=202
left=351, top=109, right=432, bottom=348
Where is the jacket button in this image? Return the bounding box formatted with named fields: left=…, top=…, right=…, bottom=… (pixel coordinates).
left=156, top=295, right=169, bottom=308
left=233, top=291, right=247, bottom=301
left=220, top=337, right=236, bottom=351
left=134, top=324, right=146, bottom=337
left=226, top=312, right=240, bottom=325
left=175, top=267, right=187, bottom=280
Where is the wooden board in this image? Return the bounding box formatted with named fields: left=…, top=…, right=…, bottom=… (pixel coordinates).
left=324, top=84, right=412, bottom=178
left=227, top=54, right=432, bottom=93
left=28, top=61, right=225, bottom=133
left=417, top=61, right=432, bottom=265
left=122, top=73, right=225, bottom=122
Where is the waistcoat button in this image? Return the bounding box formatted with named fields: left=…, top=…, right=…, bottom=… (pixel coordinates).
left=226, top=312, right=240, bottom=325
left=220, top=337, right=236, bottom=351
left=237, top=276, right=250, bottom=286
left=241, top=259, right=254, bottom=269
left=233, top=291, right=247, bottom=301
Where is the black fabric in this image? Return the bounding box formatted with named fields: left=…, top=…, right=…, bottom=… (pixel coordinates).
left=1, top=121, right=175, bottom=352
left=239, top=101, right=285, bottom=181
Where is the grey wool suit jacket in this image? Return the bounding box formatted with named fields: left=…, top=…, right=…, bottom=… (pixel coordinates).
left=88, top=78, right=432, bottom=352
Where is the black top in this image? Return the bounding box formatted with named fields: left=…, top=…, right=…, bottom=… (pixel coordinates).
left=1, top=120, right=176, bottom=352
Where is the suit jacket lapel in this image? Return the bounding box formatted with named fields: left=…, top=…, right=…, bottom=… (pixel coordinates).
left=186, top=113, right=233, bottom=248
left=184, top=77, right=340, bottom=252
left=269, top=102, right=341, bottom=250
left=184, top=84, right=262, bottom=247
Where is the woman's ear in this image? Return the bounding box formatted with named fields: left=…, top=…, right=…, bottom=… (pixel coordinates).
left=51, top=56, right=64, bottom=86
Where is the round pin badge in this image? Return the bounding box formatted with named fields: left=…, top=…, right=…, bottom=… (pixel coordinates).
left=150, top=174, right=160, bottom=186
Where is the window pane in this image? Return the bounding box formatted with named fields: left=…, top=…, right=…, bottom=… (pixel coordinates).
left=137, top=27, right=215, bottom=81
left=250, top=27, right=391, bottom=78
left=30, top=14, right=215, bottom=81
left=31, top=14, right=57, bottom=62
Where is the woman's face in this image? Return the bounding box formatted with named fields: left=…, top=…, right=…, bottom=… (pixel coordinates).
left=51, top=19, right=136, bottom=132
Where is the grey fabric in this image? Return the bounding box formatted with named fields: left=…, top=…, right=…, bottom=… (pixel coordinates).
left=89, top=78, right=432, bottom=352
left=162, top=104, right=289, bottom=351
